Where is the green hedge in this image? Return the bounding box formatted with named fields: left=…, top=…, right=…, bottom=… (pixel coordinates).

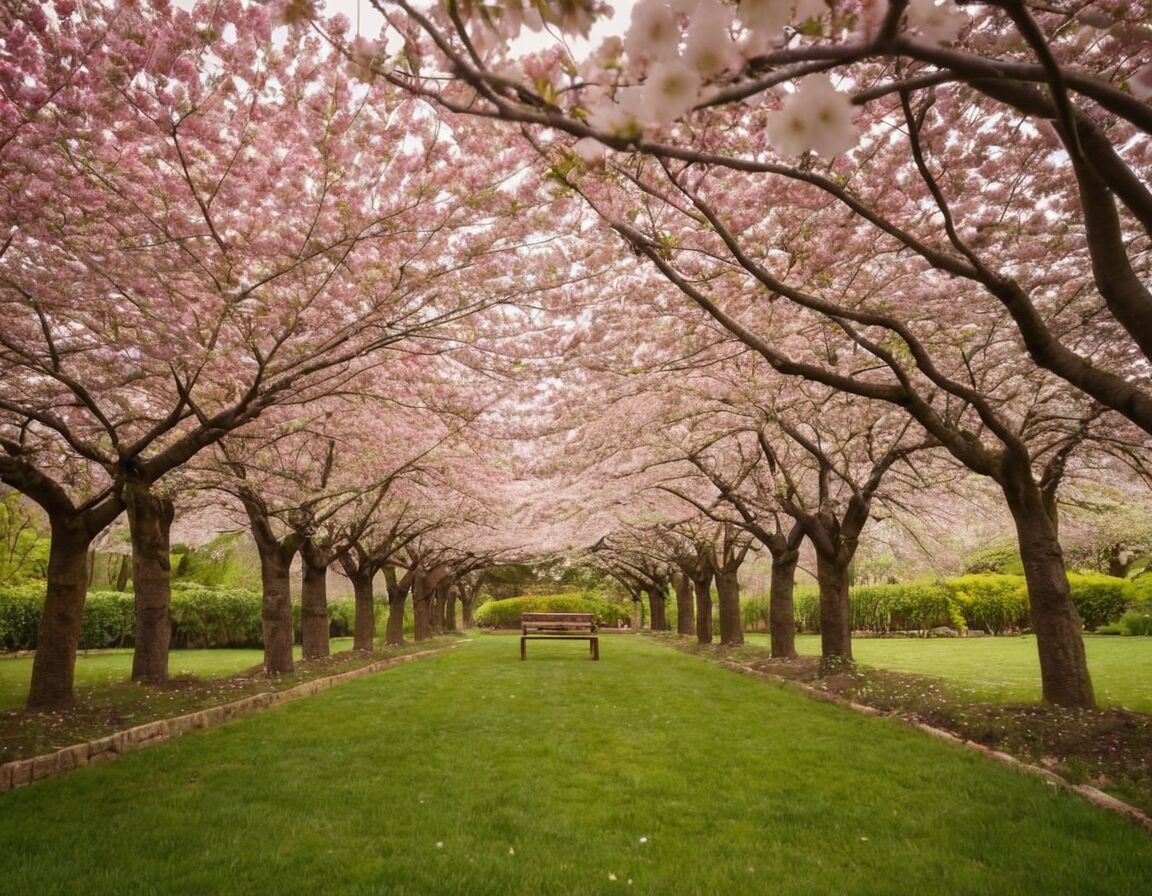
left=0, top=583, right=48, bottom=650
left=170, top=583, right=263, bottom=648
left=0, top=582, right=359, bottom=651
left=474, top=594, right=628, bottom=629
left=781, top=573, right=1133, bottom=635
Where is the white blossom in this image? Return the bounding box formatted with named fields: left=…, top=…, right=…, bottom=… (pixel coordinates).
left=572, top=137, right=608, bottom=163
left=586, top=87, right=646, bottom=140
left=642, top=58, right=703, bottom=123
left=624, top=0, right=681, bottom=69
left=905, top=0, right=967, bottom=45
left=684, top=0, right=740, bottom=77
left=765, top=74, right=858, bottom=160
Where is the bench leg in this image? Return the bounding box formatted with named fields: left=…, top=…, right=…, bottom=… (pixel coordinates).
left=591, top=637, right=599, bottom=660
left=520, top=637, right=527, bottom=660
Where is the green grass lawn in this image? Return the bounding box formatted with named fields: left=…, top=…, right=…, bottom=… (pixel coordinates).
left=0, top=639, right=355, bottom=712
left=0, top=634, right=1149, bottom=895
left=744, top=633, right=1152, bottom=711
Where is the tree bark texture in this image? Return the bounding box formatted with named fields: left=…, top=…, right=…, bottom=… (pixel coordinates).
left=645, top=583, right=669, bottom=631
left=125, top=481, right=175, bottom=682
left=27, top=521, right=92, bottom=709
left=769, top=547, right=800, bottom=659
left=674, top=572, right=695, bottom=636
left=1003, top=470, right=1096, bottom=708
left=412, top=572, right=432, bottom=641
left=300, top=551, right=330, bottom=660
left=349, top=568, right=377, bottom=652
left=715, top=567, right=744, bottom=646
left=693, top=571, right=714, bottom=644
left=815, top=551, right=853, bottom=672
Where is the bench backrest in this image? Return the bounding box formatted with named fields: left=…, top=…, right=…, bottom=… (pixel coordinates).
left=521, top=612, right=597, bottom=632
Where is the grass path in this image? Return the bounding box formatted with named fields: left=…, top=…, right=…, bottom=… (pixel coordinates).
left=1, top=634, right=1149, bottom=895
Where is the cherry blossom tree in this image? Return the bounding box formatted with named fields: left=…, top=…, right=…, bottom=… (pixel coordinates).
left=0, top=0, right=558, bottom=707
left=339, top=0, right=1152, bottom=707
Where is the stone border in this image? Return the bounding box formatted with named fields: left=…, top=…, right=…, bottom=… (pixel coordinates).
left=0, top=643, right=460, bottom=794
left=720, top=660, right=1152, bottom=834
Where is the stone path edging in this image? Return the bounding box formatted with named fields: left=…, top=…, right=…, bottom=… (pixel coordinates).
left=719, top=660, right=1152, bottom=834
left=0, top=643, right=460, bottom=794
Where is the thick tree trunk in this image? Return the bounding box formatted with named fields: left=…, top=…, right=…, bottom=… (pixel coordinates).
left=27, top=521, right=93, bottom=710
left=349, top=569, right=376, bottom=652
left=645, top=583, right=669, bottom=631
left=674, top=572, right=695, bottom=636
left=1004, top=474, right=1095, bottom=708
left=300, top=553, right=330, bottom=660
left=386, top=590, right=407, bottom=645
left=125, top=482, right=175, bottom=682
left=412, top=573, right=432, bottom=641
left=257, top=548, right=295, bottom=674
left=715, top=567, right=744, bottom=646
left=815, top=551, right=853, bottom=672
left=769, top=547, right=799, bottom=659
left=693, top=571, right=713, bottom=644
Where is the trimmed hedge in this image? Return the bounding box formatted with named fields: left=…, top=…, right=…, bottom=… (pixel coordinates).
left=0, top=582, right=358, bottom=651
left=783, top=573, right=1134, bottom=635
left=474, top=594, right=629, bottom=629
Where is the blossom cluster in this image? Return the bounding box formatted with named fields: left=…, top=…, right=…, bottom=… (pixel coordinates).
left=563, top=0, right=969, bottom=162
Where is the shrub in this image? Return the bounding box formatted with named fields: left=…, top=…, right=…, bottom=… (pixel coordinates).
left=473, top=594, right=627, bottom=629
left=0, top=583, right=46, bottom=651
left=170, top=583, right=263, bottom=648
left=741, top=597, right=771, bottom=632
left=793, top=587, right=820, bottom=633
left=1066, top=573, right=1134, bottom=631
left=944, top=575, right=1030, bottom=634
left=851, top=583, right=955, bottom=633
left=1111, top=609, right=1152, bottom=636
left=79, top=590, right=136, bottom=648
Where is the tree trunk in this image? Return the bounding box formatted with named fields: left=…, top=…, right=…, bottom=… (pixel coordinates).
left=815, top=550, right=853, bottom=672
left=300, top=552, right=330, bottom=660
left=693, top=571, right=713, bottom=644
left=444, top=585, right=459, bottom=632
left=349, top=568, right=376, bottom=652
left=412, top=572, right=432, bottom=641
left=257, top=548, right=295, bottom=674
left=715, top=566, right=744, bottom=646
left=125, top=481, right=175, bottom=683
left=27, top=521, right=93, bottom=709
left=431, top=579, right=451, bottom=634
left=1004, top=473, right=1095, bottom=708
left=114, top=554, right=131, bottom=592
left=645, top=583, right=669, bottom=631
left=461, top=588, right=478, bottom=628
left=769, top=546, right=799, bottom=659
left=386, top=589, right=407, bottom=645
left=674, top=572, right=695, bottom=636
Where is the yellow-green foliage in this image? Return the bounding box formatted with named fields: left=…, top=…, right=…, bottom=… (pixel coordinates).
left=473, top=593, right=626, bottom=629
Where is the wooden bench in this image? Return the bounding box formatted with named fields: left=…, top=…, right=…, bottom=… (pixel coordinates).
left=520, top=612, right=599, bottom=661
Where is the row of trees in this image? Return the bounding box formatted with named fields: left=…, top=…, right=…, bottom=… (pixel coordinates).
left=4, top=0, right=1151, bottom=714
left=335, top=0, right=1152, bottom=708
